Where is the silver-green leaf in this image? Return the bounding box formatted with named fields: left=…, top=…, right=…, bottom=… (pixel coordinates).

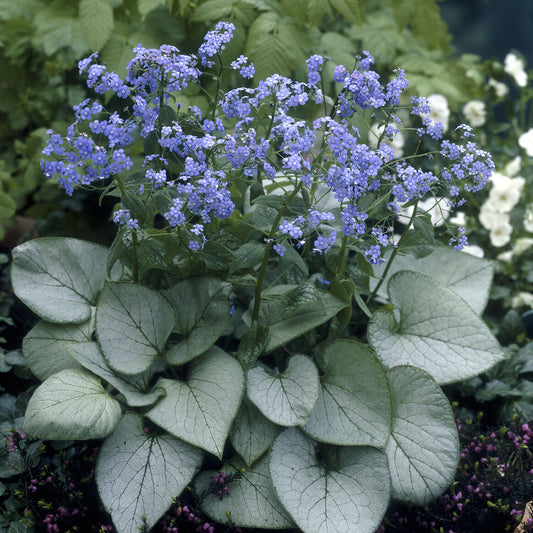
left=11, top=237, right=111, bottom=324
left=230, top=397, right=280, bottom=466
left=164, top=277, right=230, bottom=365
left=96, top=412, right=203, bottom=533
left=385, top=365, right=459, bottom=505
left=147, top=347, right=245, bottom=457
left=270, top=428, right=390, bottom=533
left=368, top=271, right=506, bottom=384
left=303, top=339, right=392, bottom=447
left=22, top=318, right=93, bottom=380
left=247, top=355, right=320, bottom=426
left=24, top=368, right=121, bottom=440
left=370, top=245, right=493, bottom=314
left=66, top=342, right=165, bottom=407
left=196, top=455, right=294, bottom=529
left=96, top=281, right=175, bottom=375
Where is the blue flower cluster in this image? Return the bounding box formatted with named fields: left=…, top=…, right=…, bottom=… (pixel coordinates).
left=41, top=23, right=493, bottom=261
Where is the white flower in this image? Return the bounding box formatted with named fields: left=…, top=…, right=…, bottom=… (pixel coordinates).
left=513, top=238, right=533, bottom=255
left=461, top=244, right=485, bottom=258
left=512, top=292, right=533, bottom=308
left=367, top=122, right=404, bottom=158
left=463, top=100, right=486, bottom=127
left=504, top=156, right=522, bottom=177
left=487, top=173, right=524, bottom=212
left=398, top=197, right=450, bottom=227
left=497, top=250, right=513, bottom=263
left=449, top=211, right=466, bottom=226
left=489, top=213, right=513, bottom=247
left=519, top=129, right=533, bottom=157
left=421, top=94, right=450, bottom=133
left=504, top=52, right=528, bottom=87
left=524, top=206, right=533, bottom=232
left=487, top=78, right=508, bottom=97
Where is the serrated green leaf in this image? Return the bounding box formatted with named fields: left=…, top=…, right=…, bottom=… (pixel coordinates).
left=163, top=278, right=230, bottom=365
left=24, top=369, right=121, bottom=440
left=196, top=455, right=294, bottom=529
left=244, top=12, right=295, bottom=80
left=370, top=245, right=494, bottom=314
left=368, top=271, right=506, bottom=384
left=247, top=355, right=320, bottom=426
left=79, top=0, right=114, bottom=51
left=11, top=238, right=111, bottom=324
left=329, top=0, right=363, bottom=24
left=303, top=339, right=391, bottom=447
left=22, top=318, right=92, bottom=381
left=97, top=412, right=203, bottom=533
left=385, top=365, right=459, bottom=505
left=190, top=0, right=233, bottom=22
left=138, top=0, right=167, bottom=18
left=230, top=396, right=280, bottom=466
left=66, top=341, right=166, bottom=407
left=269, top=428, right=390, bottom=533
left=96, top=281, right=175, bottom=375
left=147, top=347, right=244, bottom=457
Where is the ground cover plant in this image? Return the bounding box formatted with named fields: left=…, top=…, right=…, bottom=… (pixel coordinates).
left=4, top=21, right=508, bottom=533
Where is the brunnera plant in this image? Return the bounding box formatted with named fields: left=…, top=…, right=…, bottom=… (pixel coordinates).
left=10, top=22, right=506, bottom=533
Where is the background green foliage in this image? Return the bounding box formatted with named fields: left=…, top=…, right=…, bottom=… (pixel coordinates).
left=0, top=0, right=479, bottom=241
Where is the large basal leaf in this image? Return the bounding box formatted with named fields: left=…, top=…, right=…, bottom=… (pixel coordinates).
left=163, top=277, right=230, bottom=365
left=22, top=318, right=93, bottom=381
left=96, top=281, right=175, bottom=375
left=147, top=347, right=245, bottom=458
left=66, top=342, right=165, bottom=407
left=11, top=238, right=111, bottom=324
left=96, top=412, right=203, bottom=533
left=24, top=369, right=121, bottom=440
left=230, top=397, right=280, bottom=466
left=247, top=355, right=320, bottom=427
left=370, top=245, right=493, bottom=314
left=303, top=339, right=392, bottom=447
left=196, top=454, right=294, bottom=529
left=385, top=365, right=459, bottom=505
left=269, top=428, right=390, bottom=533
left=368, top=271, right=506, bottom=384
left=256, top=284, right=347, bottom=353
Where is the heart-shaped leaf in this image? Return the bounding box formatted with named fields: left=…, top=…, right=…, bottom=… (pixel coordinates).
left=24, top=368, right=121, bottom=440
left=230, top=396, right=280, bottom=466
left=303, top=339, right=392, bottom=447
left=147, top=347, right=245, bottom=457
left=96, top=412, right=203, bottom=533
left=368, top=271, right=506, bottom=384
left=11, top=237, right=112, bottom=323
left=370, top=245, right=493, bottom=314
left=66, top=342, right=165, bottom=407
left=385, top=365, right=459, bottom=505
left=164, top=277, right=231, bottom=365
left=269, top=428, right=390, bottom=533
left=22, top=318, right=93, bottom=380
left=196, top=455, right=294, bottom=529
left=96, top=281, right=175, bottom=375
left=247, top=355, right=320, bottom=426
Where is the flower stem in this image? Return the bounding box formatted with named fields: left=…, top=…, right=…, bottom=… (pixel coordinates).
left=367, top=200, right=418, bottom=303
left=251, top=182, right=304, bottom=322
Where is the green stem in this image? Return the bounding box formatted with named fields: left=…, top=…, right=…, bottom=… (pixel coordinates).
left=367, top=200, right=418, bottom=303
left=251, top=181, right=304, bottom=322
left=132, top=228, right=139, bottom=283
left=336, top=235, right=349, bottom=276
